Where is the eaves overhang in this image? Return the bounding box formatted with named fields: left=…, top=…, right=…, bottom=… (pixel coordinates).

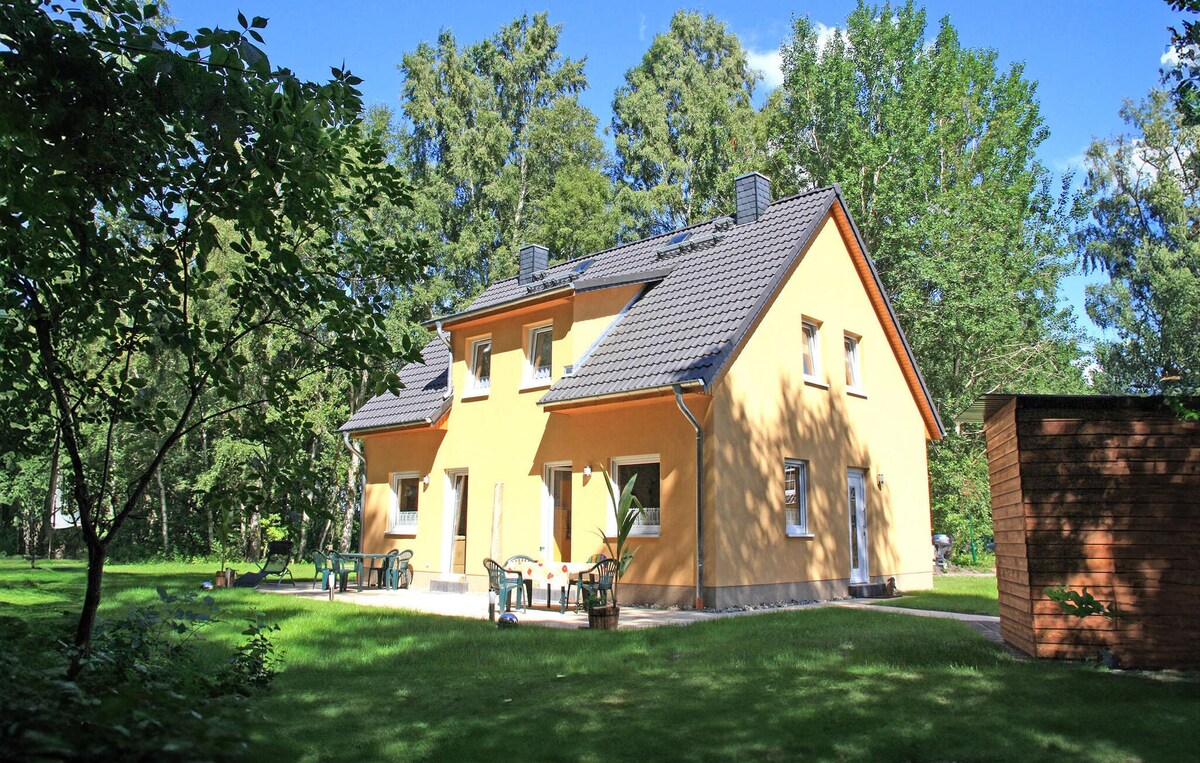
left=421, top=285, right=574, bottom=330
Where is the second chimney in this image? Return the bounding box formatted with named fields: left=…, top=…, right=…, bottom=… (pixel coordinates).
left=734, top=172, right=771, bottom=225
left=518, top=243, right=549, bottom=284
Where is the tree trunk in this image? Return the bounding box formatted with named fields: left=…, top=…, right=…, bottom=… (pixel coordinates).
left=68, top=541, right=107, bottom=679
left=340, top=453, right=359, bottom=551
left=156, top=468, right=168, bottom=555
left=42, top=432, right=61, bottom=558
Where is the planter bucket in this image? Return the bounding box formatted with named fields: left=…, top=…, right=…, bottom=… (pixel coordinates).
left=588, top=605, right=619, bottom=630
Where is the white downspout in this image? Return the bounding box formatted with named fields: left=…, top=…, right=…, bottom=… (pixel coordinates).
left=673, top=384, right=704, bottom=610
left=435, top=320, right=453, bottom=400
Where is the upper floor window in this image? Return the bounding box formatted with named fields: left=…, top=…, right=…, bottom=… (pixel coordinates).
left=784, top=459, right=809, bottom=536
left=844, top=334, right=863, bottom=392
left=389, top=472, right=420, bottom=534
left=469, top=337, right=491, bottom=394
left=526, top=325, right=553, bottom=385
left=802, top=320, right=821, bottom=380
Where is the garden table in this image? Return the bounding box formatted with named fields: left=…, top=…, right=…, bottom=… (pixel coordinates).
left=507, top=560, right=593, bottom=613
left=335, top=553, right=397, bottom=591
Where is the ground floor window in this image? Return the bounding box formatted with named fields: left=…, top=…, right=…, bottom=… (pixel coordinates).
left=784, top=459, right=809, bottom=536
left=389, top=472, right=420, bottom=534
left=612, top=456, right=660, bottom=536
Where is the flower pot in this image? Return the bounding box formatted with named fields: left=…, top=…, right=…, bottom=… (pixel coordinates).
left=588, top=604, right=619, bottom=630
left=215, top=569, right=237, bottom=588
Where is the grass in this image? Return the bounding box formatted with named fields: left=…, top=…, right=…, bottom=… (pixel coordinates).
left=880, top=573, right=1001, bottom=616
left=2, top=559, right=1197, bottom=762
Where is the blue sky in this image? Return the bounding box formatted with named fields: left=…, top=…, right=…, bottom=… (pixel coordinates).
left=170, top=0, right=1186, bottom=335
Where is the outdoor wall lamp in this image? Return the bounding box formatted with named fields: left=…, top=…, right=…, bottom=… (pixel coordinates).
left=583, top=465, right=592, bottom=477
left=422, top=474, right=430, bottom=486
left=876, top=472, right=885, bottom=489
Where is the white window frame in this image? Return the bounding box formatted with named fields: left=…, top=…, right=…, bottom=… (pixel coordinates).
left=802, top=320, right=822, bottom=383
left=467, top=337, right=491, bottom=395
left=389, top=471, right=420, bottom=535
left=609, top=454, right=661, bottom=538
left=784, top=459, right=811, bottom=537
left=524, top=324, right=553, bottom=387
left=844, top=333, right=865, bottom=396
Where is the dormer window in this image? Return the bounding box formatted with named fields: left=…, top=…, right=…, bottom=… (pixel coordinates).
left=469, top=337, right=491, bottom=394
left=526, top=325, right=553, bottom=385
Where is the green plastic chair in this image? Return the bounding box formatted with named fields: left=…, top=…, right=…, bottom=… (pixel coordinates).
left=483, top=558, right=525, bottom=613
left=575, top=558, right=618, bottom=612
left=385, top=550, right=414, bottom=590
left=330, top=552, right=363, bottom=592
left=311, top=550, right=333, bottom=590
left=504, top=554, right=537, bottom=606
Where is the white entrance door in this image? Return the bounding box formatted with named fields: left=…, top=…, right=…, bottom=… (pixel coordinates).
left=847, top=469, right=869, bottom=584
left=542, top=463, right=572, bottom=561
left=443, top=470, right=468, bottom=575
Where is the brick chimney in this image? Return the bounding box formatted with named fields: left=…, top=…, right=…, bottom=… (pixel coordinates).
left=518, top=244, right=549, bottom=284
left=734, top=172, right=771, bottom=224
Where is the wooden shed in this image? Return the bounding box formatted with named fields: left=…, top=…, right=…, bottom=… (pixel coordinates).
left=962, top=394, right=1200, bottom=669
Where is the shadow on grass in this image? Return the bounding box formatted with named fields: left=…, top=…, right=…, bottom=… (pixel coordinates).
left=2, top=561, right=1195, bottom=762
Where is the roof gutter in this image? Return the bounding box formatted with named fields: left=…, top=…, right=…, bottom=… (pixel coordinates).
left=342, top=432, right=367, bottom=554
left=673, top=384, right=705, bottom=610
left=540, top=380, right=703, bottom=410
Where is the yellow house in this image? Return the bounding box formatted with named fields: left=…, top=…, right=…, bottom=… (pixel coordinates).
left=341, top=175, right=944, bottom=608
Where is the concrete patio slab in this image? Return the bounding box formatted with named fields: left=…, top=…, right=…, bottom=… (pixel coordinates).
left=258, top=585, right=1004, bottom=641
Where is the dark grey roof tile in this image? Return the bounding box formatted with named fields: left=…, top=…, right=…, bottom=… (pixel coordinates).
left=340, top=340, right=450, bottom=432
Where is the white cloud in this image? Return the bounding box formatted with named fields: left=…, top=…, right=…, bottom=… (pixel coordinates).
left=639, top=14, right=646, bottom=42
left=747, top=48, right=783, bottom=90
left=1162, top=47, right=1181, bottom=68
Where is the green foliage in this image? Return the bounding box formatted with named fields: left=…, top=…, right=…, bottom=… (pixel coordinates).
left=396, top=12, right=620, bottom=326
left=1044, top=586, right=1121, bottom=621
left=612, top=10, right=761, bottom=235
left=0, top=0, right=419, bottom=659
left=0, top=584, right=281, bottom=761
left=1165, top=1, right=1200, bottom=123
left=1079, top=89, right=1200, bottom=395
left=598, top=471, right=645, bottom=581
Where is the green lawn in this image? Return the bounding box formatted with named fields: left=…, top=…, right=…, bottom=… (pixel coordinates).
left=2, top=559, right=1197, bottom=762
left=881, top=574, right=1001, bottom=616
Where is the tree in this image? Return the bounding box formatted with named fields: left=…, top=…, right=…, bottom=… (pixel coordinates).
left=1079, top=89, right=1200, bottom=394
left=611, top=10, right=760, bottom=235
left=767, top=1, right=1085, bottom=550
left=0, top=0, right=419, bottom=672
left=397, top=13, right=618, bottom=323
left=1165, top=0, right=1200, bottom=124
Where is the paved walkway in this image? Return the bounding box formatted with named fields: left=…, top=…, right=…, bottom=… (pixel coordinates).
left=260, top=585, right=1003, bottom=641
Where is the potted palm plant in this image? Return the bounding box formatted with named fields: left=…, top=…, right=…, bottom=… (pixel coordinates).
left=588, top=470, right=645, bottom=629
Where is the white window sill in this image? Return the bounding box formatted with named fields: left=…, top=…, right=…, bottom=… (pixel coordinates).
left=520, top=380, right=552, bottom=392
left=846, top=387, right=868, bottom=399
left=786, top=530, right=814, bottom=538
left=461, top=391, right=490, bottom=401
left=385, top=530, right=417, bottom=537
left=629, top=528, right=661, bottom=538
left=803, top=377, right=829, bottom=389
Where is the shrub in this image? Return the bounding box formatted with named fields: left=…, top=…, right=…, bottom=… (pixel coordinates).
left=0, top=588, right=281, bottom=761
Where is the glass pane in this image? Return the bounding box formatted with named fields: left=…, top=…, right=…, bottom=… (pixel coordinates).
left=531, top=328, right=552, bottom=379
left=848, top=485, right=859, bottom=567
left=844, top=337, right=858, bottom=386
left=400, top=478, right=419, bottom=511
left=617, top=462, right=660, bottom=527
left=802, top=324, right=816, bottom=377
left=473, top=341, right=491, bottom=387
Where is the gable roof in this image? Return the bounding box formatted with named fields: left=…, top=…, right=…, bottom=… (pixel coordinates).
left=339, top=340, right=450, bottom=433
left=342, top=186, right=945, bottom=438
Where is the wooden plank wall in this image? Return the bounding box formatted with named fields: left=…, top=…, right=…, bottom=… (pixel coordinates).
left=986, top=396, right=1200, bottom=669
left=983, top=398, right=1037, bottom=656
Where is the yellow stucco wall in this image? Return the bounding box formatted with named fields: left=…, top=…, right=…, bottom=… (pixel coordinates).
left=710, top=212, right=934, bottom=593
left=360, top=283, right=701, bottom=596
left=356, top=213, right=934, bottom=603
